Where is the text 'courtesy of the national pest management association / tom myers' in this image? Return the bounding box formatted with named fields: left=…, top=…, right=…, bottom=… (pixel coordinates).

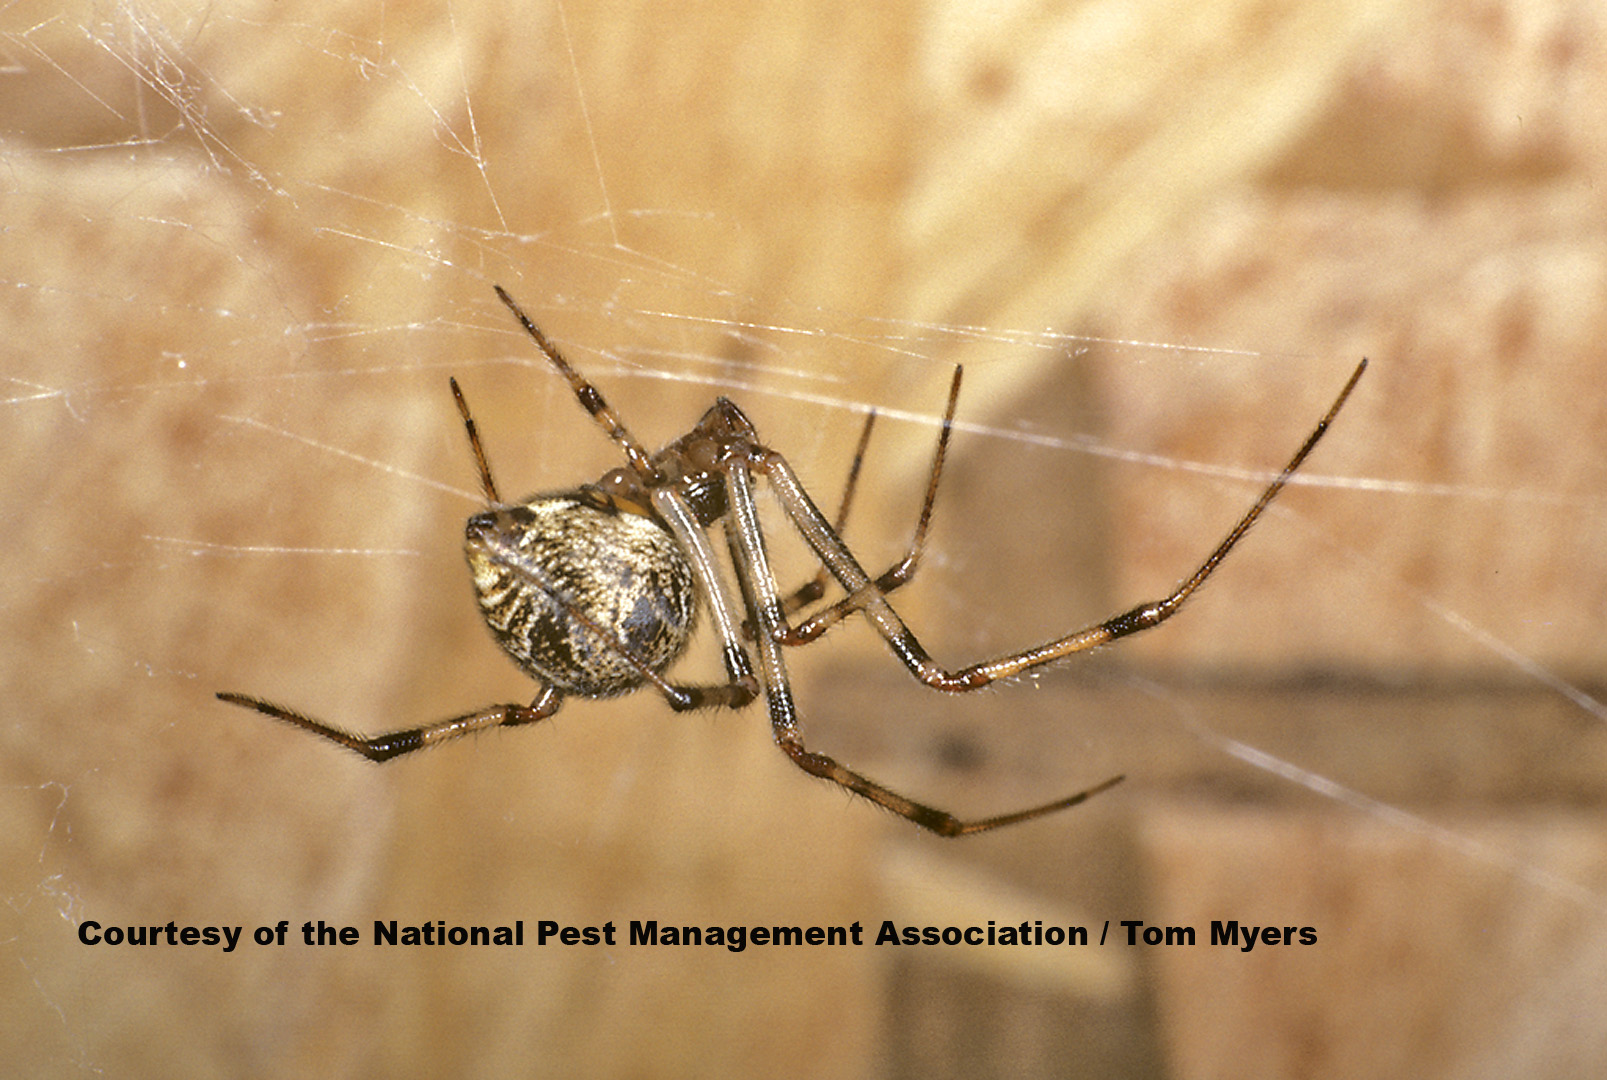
left=76, top=916, right=1317, bottom=954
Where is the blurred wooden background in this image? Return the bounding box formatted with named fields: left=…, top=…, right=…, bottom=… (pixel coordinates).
left=3, top=0, right=1606, bottom=1076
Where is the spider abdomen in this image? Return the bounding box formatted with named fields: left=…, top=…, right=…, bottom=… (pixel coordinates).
left=465, top=494, right=697, bottom=698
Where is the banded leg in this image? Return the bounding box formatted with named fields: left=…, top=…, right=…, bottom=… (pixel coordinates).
left=774, top=405, right=878, bottom=619
left=723, top=454, right=1123, bottom=836
left=215, top=685, right=565, bottom=762
left=494, top=285, right=661, bottom=482
left=759, top=358, right=1367, bottom=692
left=776, top=364, right=963, bottom=646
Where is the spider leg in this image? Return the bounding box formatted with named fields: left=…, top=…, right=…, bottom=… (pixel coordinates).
left=773, top=405, right=877, bottom=619
left=450, top=376, right=502, bottom=504
left=776, top=364, right=962, bottom=646
left=215, top=685, right=565, bottom=762
left=723, top=452, right=1121, bottom=836
left=494, top=286, right=661, bottom=483
left=644, top=487, right=762, bottom=712
left=759, top=358, right=1367, bottom=691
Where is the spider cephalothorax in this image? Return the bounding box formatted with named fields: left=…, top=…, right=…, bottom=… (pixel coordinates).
left=219, top=285, right=1364, bottom=836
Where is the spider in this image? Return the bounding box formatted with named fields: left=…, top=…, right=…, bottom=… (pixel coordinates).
left=219, top=286, right=1365, bottom=837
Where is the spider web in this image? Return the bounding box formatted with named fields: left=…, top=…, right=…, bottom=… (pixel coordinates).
left=4, top=1, right=1607, bottom=1077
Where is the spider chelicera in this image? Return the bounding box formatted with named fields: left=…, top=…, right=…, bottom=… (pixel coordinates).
left=219, top=286, right=1365, bottom=837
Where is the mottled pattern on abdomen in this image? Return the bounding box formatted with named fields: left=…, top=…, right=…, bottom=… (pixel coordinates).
left=465, top=495, right=696, bottom=697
